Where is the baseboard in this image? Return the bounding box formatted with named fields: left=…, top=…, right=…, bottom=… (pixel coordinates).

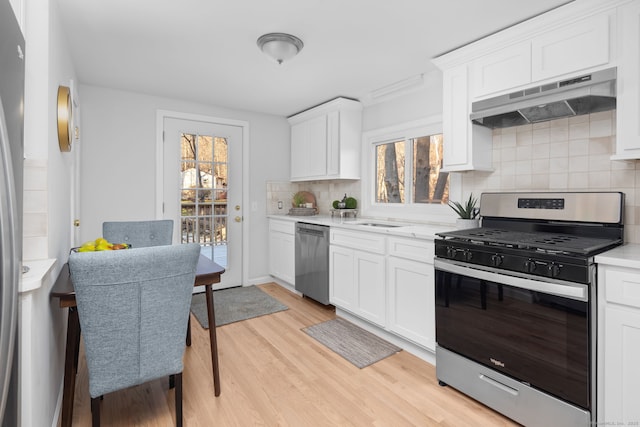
left=336, top=308, right=436, bottom=366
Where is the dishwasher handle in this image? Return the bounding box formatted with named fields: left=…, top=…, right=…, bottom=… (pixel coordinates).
left=296, top=223, right=328, bottom=237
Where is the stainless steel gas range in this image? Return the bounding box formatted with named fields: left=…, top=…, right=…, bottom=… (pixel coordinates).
left=434, top=191, right=624, bottom=427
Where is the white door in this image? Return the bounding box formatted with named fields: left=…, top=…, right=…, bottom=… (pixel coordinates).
left=162, top=116, right=243, bottom=289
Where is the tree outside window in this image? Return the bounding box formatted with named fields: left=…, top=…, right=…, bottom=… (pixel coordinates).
left=375, top=133, right=448, bottom=205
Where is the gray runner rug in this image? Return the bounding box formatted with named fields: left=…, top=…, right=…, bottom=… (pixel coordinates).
left=191, top=285, right=288, bottom=328
left=302, top=318, right=402, bottom=368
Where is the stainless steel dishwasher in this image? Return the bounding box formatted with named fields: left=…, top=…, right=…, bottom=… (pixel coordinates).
left=295, top=222, right=330, bottom=305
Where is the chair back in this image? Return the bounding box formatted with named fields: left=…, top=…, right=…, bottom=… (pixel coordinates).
left=103, top=220, right=173, bottom=248
left=69, top=243, right=201, bottom=398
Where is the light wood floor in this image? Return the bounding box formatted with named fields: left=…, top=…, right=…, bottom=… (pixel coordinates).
left=70, top=282, right=519, bottom=426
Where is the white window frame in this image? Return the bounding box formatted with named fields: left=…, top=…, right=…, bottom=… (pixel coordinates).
left=360, top=115, right=460, bottom=224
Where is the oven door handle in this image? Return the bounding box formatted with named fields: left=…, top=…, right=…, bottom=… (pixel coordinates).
left=434, top=259, right=588, bottom=302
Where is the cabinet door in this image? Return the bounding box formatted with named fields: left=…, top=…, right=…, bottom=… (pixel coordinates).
left=290, top=115, right=327, bottom=180
left=329, top=245, right=356, bottom=310
left=472, top=42, right=531, bottom=99
left=387, top=257, right=435, bottom=350
left=280, top=232, right=295, bottom=284
left=442, top=65, right=470, bottom=170
left=355, top=251, right=386, bottom=327
left=326, top=110, right=340, bottom=176
left=268, top=230, right=295, bottom=285
left=531, top=13, right=610, bottom=82
left=442, top=65, right=493, bottom=172
left=614, top=0, right=640, bottom=159
left=603, top=305, right=640, bottom=424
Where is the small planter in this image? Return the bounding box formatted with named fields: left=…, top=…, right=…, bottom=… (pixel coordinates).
left=456, top=218, right=480, bottom=230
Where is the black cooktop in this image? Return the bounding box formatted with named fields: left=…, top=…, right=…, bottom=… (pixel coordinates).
left=436, top=227, right=622, bottom=256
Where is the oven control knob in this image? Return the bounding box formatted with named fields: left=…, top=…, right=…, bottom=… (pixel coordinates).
left=490, top=254, right=503, bottom=267
left=462, top=250, right=473, bottom=261
left=524, top=259, right=537, bottom=273
left=548, top=263, right=561, bottom=277
left=446, top=247, right=457, bottom=258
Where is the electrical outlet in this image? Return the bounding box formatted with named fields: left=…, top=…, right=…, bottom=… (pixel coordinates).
left=277, top=201, right=283, bottom=209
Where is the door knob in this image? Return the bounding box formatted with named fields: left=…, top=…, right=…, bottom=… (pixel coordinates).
left=234, top=216, right=242, bottom=222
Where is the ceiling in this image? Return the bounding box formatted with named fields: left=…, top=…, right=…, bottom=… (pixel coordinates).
left=55, top=0, right=572, bottom=117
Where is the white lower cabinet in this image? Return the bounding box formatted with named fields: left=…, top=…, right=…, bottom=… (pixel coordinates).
left=387, top=236, right=435, bottom=350
left=597, top=265, right=640, bottom=424
left=329, top=231, right=386, bottom=327
left=330, top=229, right=436, bottom=349
left=268, top=219, right=295, bottom=285
left=387, top=256, right=435, bottom=350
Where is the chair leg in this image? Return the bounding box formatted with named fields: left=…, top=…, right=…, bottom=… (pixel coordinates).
left=91, top=397, right=101, bottom=427
left=175, top=373, right=183, bottom=427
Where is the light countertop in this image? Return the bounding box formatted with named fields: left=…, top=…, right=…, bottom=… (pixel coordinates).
left=595, top=244, right=640, bottom=269
left=20, top=258, right=57, bottom=293
left=268, top=214, right=455, bottom=240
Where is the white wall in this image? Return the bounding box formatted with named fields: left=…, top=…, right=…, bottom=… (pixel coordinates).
left=20, top=0, right=75, bottom=426
left=361, top=70, right=443, bottom=133
left=77, top=85, right=289, bottom=282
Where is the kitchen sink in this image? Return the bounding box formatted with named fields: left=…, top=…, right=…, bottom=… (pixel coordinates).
left=357, top=222, right=401, bottom=228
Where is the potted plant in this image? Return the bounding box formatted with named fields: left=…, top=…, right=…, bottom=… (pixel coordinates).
left=292, top=192, right=306, bottom=208
left=449, top=194, right=480, bottom=229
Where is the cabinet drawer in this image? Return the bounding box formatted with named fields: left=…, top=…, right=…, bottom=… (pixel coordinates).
left=330, top=229, right=386, bottom=254
left=269, top=220, right=294, bottom=235
left=387, top=237, right=434, bottom=263
left=604, top=268, right=640, bottom=309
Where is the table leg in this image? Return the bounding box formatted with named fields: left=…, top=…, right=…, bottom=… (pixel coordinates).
left=186, top=316, right=191, bottom=347
left=61, top=306, right=81, bottom=427
left=204, top=284, right=220, bottom=396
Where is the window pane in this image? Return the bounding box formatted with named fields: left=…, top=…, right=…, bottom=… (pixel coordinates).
left=181, top=134, right=196, bottom=161
left=214, top=137, right=228, bottom=163
left=412, top=134, right=448, bottom=204
left=197, top=135, right=213, bottom=163
left=376, top=141, right=405, bottom=203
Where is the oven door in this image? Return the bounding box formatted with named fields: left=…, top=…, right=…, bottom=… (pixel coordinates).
left=434, top=258, right=591, bottom=410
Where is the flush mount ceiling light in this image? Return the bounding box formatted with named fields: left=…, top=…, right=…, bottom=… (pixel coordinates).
left=257, top=33, right=304, bottom=64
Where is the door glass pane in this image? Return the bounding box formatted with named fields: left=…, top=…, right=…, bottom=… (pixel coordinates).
left=180, top=133, right=228, bottom=267
left=375, top=140, right=405, bottom=203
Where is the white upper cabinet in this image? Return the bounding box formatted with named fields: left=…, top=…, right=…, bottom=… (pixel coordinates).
left=613, top=0, right=640, bottom=159
left=290, top=115, right=328, bottom=179
left=531, top=13, right=611, bottom=82
left=433, top=0, right=629, bottom=170
left=288, top=97, right=362, bottom=181
left=472, top=42, right=532, bottom=99
left=442, top=64, right=493, bottom=171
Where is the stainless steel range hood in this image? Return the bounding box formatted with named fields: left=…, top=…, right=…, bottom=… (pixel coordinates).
left=470, top=67, right=616, bottom=129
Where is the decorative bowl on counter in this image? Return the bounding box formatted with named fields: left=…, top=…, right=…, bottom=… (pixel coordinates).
left=288, top=207, right=317, bottom=216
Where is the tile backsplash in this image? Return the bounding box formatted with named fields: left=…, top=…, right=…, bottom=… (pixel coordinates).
left=22, top=158, right=48, bottom=261
left=461, top=110, right=640, bottom=243
left=267, top=111, right=640, bottom=244
left=266, top=180, right=361, bottom=216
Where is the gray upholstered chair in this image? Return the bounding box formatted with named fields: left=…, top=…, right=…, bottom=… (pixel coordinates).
left=102, top=219, right=173, bottom=248
left=103, top=219, right=197, bottom=345
left=69, top=243, right=201, bottom=427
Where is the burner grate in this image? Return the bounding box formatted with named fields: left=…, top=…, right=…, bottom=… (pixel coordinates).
left=437, top=227, right=620, bottom=256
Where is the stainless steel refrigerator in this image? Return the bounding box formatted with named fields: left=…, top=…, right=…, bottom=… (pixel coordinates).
left=0, top=0, right=25, bottom=425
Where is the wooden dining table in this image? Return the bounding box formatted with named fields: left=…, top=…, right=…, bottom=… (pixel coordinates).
left=51, top=254, right=225, bottom=427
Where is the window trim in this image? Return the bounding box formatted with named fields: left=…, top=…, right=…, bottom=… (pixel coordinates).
left=360, top=115, right=461, bottom=224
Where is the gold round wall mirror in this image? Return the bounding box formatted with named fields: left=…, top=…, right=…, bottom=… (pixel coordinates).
left=57, top=85, right=72, bottom=152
